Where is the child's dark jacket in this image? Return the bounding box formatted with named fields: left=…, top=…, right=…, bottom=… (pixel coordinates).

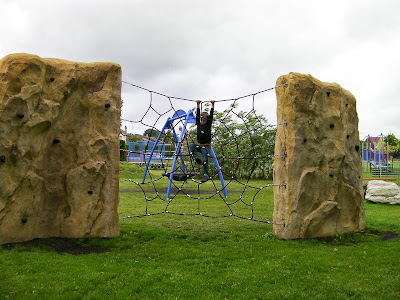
left=196, top=107, right=214, bottom=144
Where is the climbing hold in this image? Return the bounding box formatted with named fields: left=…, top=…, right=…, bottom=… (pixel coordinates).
left=347, top=135, right=350, bottom=139
left=16, top=113, right=24, bottom=119
left=355, top=145, right=360, bottom=151
left=326, top=91, right=330, bottom=97
left=21, top=217, right=28, bottom=224
left=88, top=190, right=93, bottom=195
left=104, top=103, right=111, bottom=108
left=330, top=124, right=334, bottom=128
left=345, top=103, right=349, bottom=107
left=50, top=77, right=55, bottom=82
left=0, top=155, right=5, bottom=163
left=53, top=139, right=60, bottom=144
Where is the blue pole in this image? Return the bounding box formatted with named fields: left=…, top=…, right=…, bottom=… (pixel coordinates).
left=166, top=114, right=191, bottom=200
left=209, top=146, right=227, bottom=198
left=142, top=121, right=171, bottom=183
left=166, top=144, right=179, bottom=200
left=171, top=127, right=187, bottom=176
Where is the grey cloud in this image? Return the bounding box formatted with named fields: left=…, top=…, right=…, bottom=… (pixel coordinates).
left=1, top=0, right=400, bottom=137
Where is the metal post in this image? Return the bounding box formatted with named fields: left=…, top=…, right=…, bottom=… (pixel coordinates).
left=209, top=146, right=228, bottom=198
left=142, top=120, right=171, bottom=183
left=166, top=115, right=191, bottom=200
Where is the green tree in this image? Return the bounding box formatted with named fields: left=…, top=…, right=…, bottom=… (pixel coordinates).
left=385, top=133, right=400, bottom=158
left=386, top=133, right=399, bottom=147
left=120, top=139, right=128, bottom=161
left=143, top=128, right=161, bottom=139
left=127, top=134, right=142, bottom=143
left=188, top=104, right=276, bottom=179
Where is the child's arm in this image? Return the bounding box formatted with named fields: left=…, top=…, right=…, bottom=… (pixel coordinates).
left=209, top=100, right=215, bottom=121
left=196, top=100, right=201, bottom=124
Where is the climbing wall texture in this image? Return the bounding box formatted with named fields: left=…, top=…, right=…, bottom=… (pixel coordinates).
left=0, top=53, right=121, bottom=244
left=273, top=73, right=365, bottom=239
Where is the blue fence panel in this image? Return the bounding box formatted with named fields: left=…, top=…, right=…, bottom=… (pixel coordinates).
left=127, top=141, right=166, bottom=163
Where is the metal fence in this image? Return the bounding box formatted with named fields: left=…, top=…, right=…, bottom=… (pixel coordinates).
left=362, top=160, right=400, bottom=184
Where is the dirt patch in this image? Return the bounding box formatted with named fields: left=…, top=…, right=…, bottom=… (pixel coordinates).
left=370, top=231, right=400, bottom=241
left=310, top=230, right=400, bottom=244
left=2, top=238, right=110, bottom=255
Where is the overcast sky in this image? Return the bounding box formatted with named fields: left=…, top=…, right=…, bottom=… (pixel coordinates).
left=1, top=0, right=399, bottom=139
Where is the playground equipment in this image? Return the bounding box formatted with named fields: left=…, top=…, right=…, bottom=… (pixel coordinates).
left=362, top=134, right=390, bottom=167
left=141, top=109, right=227, bottom=200
left=362, top=134, right=400, bottom=182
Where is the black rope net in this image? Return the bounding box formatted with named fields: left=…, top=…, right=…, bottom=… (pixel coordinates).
left=120, top=81, right=287, bottom=225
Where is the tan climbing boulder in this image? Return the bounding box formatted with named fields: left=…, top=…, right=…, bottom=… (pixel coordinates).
left=273, top=73, right=365, bottom=239
left=0, top=53, right=121, bottom=244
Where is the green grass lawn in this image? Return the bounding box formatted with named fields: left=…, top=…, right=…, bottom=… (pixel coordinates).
left=1, top=162, right=399, bottom=299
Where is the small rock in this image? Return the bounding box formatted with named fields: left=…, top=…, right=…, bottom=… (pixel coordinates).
left=365, top=180, right=400, bottom=205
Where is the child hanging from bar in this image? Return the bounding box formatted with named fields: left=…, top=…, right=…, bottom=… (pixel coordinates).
left=189, top=100, right=215, bottom=182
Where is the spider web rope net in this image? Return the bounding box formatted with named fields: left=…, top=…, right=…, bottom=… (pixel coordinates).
left=120, top=81, right=287, bottom=225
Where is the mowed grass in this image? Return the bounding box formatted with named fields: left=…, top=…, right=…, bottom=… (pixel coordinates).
left=0, top=162, right=399, bottom=299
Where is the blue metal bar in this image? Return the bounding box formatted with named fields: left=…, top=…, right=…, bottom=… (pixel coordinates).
left=171, top=127, right=187, bottom=176
left=166, top=113, right=192, bottom=199
left=142, top=120, right=171, bottom=183
left=209, top=146, right=228, bottom=198
left=178, top=116, right=191, bottom=172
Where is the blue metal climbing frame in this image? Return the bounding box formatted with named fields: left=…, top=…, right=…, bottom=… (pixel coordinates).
left=141, top=109, right=227, bottom=199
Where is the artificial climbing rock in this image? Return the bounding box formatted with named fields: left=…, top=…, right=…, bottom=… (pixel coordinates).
left=273, top=73, right=365, bottom=239
left=0, top=53, right=121, bottom=244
